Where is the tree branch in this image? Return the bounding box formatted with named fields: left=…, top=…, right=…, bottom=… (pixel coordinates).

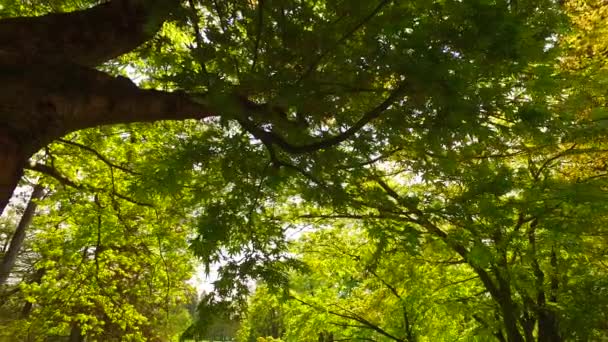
left=531, top=143, right=577, bottom=181
left=240, top=81, right=408, bottom=154
left=0, top=0, right=179, bottom=67
left=1, top=63, right=213, bottom=155
left=57, top=139, right=140, bottom=175
left=291, top=295, right=405, bottom=341
left=26, top=163, right=154, bottom=207
left=26, top=163, right=81, bottom=189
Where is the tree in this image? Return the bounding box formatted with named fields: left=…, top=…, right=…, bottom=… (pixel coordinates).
left=286, top=124, right=608, bottom=341
left=0, top=184, right=197, bottom=341
left=236, top=284, right=285, bottom=342
left=0, top=183, right=43, bottom=286
left=0, top=0, right=563, bottom=215
left=6, top=1, right=603, bottom=341
left=0, top=125, right=198, bottom=340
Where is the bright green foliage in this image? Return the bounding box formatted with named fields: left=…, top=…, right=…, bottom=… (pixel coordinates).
left=1, top=125, right=197, bottom=341
left=285, top=226, right=480, bottom=341
left=159, top=0, right=570, bottom=302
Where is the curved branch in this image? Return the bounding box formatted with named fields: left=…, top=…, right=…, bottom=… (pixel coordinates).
left=57, top=139, right=140, bottom=175
left=0, top=0, right=179, bottom=67
left=26, top=163, right=153, bottom=207
left=241, top=82, right=408, bottom=154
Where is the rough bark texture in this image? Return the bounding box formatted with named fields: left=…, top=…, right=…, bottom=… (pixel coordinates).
left=0, top=129, right=24, bottom=214
left=0, top=62, right=213, bottom=154
left=0, top=0, right=213, bottom=215
left=0, top=184, right=44, bottom=286
left=0, top=0, right=173, bottom=67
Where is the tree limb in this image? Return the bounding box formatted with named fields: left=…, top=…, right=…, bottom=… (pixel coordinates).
left=240, top=81, right=408, bottom=154
left=57, top=139, right=140, bottom=175
left=291, top=296, right=405, bottom=342
left=26, top=163, right=154, bottom=207
left=0, top=0, right=179, bottom=67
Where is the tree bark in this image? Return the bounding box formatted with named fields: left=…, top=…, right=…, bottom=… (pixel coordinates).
left=0, top=0, right=177, bottom=67
left=538, top=249, right=561, bottom=342
left=498, top=295, right=524, bottom=342
left=0, top=62, right=214, bottom=150
left=0, top=130, right=24, bottom=215
left=0, top=183, right=44, bottom=286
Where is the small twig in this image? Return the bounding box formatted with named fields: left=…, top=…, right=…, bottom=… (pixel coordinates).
left=433, top=275, right=480, bottom=293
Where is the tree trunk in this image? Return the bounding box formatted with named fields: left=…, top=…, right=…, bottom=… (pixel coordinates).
left=499, top=297, right=524, bottom=342
left=0, top=183, right=44, bottom=285
left=68, top=323, right=84, bottom=342
left=538, top=312, right=561, bottom=342
left=0, top=130, right=25, bottom=216
left=0, top=0, right=177, bottom=68
left=538, top=249, right=561, bottom=342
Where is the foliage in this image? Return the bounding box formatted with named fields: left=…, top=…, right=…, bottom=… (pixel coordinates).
left=236, top=285, right=285, bottom=342
left=0, top=126, right=197, bottom=341
left=181, top=291, right=240, bottom=341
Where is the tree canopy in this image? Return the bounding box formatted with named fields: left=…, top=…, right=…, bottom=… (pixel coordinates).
left=1, top=0, right=607, bottom=341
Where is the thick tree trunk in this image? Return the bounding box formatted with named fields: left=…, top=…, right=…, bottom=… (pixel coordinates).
left=0, top=62, right=214, bottom=149
left=499, top=297, right=524, bottom=342
left=0, top=131, right=25, bottom=215
left=538, top=312, right=561, bottom=342
left=538, top=249, right=561, bottom=342
left=0, top=183, right=44, bottom=286
left=0, top=0, right=177, bottom=68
